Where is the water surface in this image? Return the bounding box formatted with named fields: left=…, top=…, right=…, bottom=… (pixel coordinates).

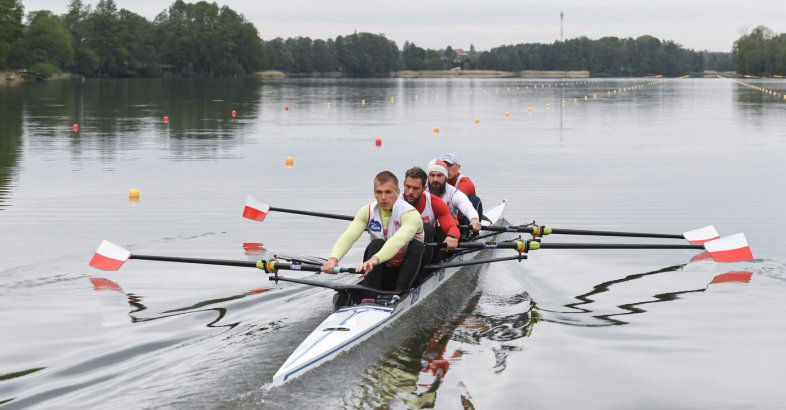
left=0, top=77, right=784, bottom=408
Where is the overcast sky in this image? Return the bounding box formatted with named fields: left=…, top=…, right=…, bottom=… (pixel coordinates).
left=21, top=0, right=786, bottom=52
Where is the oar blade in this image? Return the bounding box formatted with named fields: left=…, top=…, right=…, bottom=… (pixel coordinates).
left=683, top=225, right=720, bottom=245
left=89, top=240, right=131, bottom=271
left=243, top=195, right=270, bottom=222
left=704, top=233, right=753, bottom=263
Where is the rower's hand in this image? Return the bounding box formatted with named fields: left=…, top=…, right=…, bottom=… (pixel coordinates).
left=355, top=256, right=379, bottom=276
left=322, top=257, right=339, bottom=274
left=470, top=218, right=482, bottom=234
left=444, top=236, right=459, bottom=250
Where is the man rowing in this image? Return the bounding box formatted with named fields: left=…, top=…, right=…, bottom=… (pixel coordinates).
left=322, top=171, right=425, bottom=306
left=440, top=153, right=483, bottom=219
left=427, top=159, right=482, bottom=236
left=402, top=166, right=460, bottom=264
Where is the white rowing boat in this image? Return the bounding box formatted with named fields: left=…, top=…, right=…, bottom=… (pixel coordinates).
left=271, top=199, right=507, bottom=385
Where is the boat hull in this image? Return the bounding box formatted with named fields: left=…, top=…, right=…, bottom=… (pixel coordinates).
left=272, top=200, right=507, bottom=385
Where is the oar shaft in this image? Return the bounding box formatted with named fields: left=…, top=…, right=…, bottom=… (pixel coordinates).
left=425, top=254, right=526, bottom=270
left=130, top=254, right=258, bottom=268
left=539, top=243, right=703, bottom=250
left=460, top=224, right=684, bottom=239
left=269, top=206, right=354, bottom=221
left=449, top=241, right=704, bottom=250
left=549, top=228, right=683, bottom=239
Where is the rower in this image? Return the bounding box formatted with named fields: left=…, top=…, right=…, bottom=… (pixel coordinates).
left=427, top=159, right=481, bottom=237
left=402, top=166, right=460, bottom=265
left=321, top=171, right=425, bottom=306
left=440, top=153, right=483, bottom=219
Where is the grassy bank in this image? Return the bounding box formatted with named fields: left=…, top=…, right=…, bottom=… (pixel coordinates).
left=395, top=70, right=514, bottom=78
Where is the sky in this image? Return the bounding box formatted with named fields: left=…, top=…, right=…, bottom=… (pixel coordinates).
left=21, top=0, right=786, bottom=52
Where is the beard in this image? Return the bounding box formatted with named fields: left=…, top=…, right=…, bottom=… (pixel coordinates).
left=404, top=194, right=419, bottom=206
left=428, top=181, right=446, bottom=197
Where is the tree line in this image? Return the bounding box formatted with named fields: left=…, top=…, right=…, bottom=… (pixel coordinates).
left=732, top=26, right=786, bottom=76
left=1, top=0, right=732, bottom=78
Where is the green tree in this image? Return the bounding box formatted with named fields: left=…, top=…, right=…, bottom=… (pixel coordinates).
left=401, top=41, right=425, bottom=70
left=0, top=0, right=24, bottom=68
left=11, top=10, right=73, bottom=73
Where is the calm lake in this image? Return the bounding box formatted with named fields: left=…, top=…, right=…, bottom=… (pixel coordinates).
left=0, top=77, right=784, bottom=409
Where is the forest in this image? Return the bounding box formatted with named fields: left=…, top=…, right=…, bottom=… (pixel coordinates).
left=0, top=0, right=738, bottom=78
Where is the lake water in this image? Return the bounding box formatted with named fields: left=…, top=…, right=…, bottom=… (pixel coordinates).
left=1, top=77, right=784, bottom=409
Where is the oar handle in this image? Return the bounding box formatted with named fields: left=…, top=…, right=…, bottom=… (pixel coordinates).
left=259, top=259, right=358, bottom=274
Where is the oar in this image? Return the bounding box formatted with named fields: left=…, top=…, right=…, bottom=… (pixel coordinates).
left=439, top=233, right=753, bottom=263
left=243, top=195, right=353, bottom=222
left=87, top=241, right=410, bottom=294
left=458, top=224, right=721, bottom=244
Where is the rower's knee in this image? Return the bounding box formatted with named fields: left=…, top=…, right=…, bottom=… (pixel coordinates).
left=364, top=239, right=386, bottom=260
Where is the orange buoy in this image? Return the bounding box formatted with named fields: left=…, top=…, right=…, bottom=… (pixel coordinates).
left=163, top=115, right=169, bottom=124
left=285, top=156, right=294, bottom=167
left=72, top=123, right=79, bottom=133
left=375, top=137, right=382, bottom=147
left=433, top=127, right=440, bottom=134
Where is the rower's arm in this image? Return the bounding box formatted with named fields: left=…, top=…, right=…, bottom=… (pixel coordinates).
left=432, top=195, right=461, bottom=238
left=374, top=211, right=423, bottom=263
left=329, top=206, right=370, bottom=261
left=452, top=189, right=479, bottom=220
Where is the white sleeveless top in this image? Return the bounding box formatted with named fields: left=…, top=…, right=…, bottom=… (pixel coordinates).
left=367, top=196, right=424, bottom=266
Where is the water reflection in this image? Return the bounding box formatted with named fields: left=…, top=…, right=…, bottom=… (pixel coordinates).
left=351, top=288, right=536, bottom=408
left=540, top=266, right=753, bottom=327
left=5, top=78, right=266, bottom=166
left=0, top=85, right=22, bottom=210
left=88, top=276, right=271, bottom=329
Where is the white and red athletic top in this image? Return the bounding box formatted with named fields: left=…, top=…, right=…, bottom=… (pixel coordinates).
left=447, top=173, right=476, bottom=197
left=429, top=183, right=479, bottom=221
left=414, top=193, right=461, bottom=238
left=368, top=196, right=425, bottom=266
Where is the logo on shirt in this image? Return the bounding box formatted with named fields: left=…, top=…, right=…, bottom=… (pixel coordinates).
left=368, top=219, right=382, bottom=232
left=422, top=216, right=430, bottom=223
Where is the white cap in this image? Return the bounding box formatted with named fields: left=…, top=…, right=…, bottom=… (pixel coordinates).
left=440, top=153, right=460, bottom=165
left=427, top=159, right=449, bottom=176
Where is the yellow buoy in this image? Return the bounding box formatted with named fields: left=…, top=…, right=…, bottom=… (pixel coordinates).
left=528, top=107, right=533, bottom=112
left=390, top=96, right=395, bottom=102
left=504, top=112, right=510, bottom=119
left=474, top=118, right=480, bottom=125
left=285, top=156, right=294, bottom=167
left=129, top=187, right=140, bottom=201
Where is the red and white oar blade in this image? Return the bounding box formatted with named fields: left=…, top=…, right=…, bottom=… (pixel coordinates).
left=709, top=271, right=752, bottom=285
left=89, top=240, right=132, bottom=271
left=704, top=233, right=753, bottom=263
left=683, top=225, right=720, bottom=245
left=243, top=195, right=270, bottom=222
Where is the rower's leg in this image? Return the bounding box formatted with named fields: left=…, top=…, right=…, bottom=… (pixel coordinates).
left=360, top=239, right=387, bottom=295
left=422, top=223, right=436, bottom=269
left=433, top=226, right=447, bottom=262
left=395, top=239, right=425, bottom=292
